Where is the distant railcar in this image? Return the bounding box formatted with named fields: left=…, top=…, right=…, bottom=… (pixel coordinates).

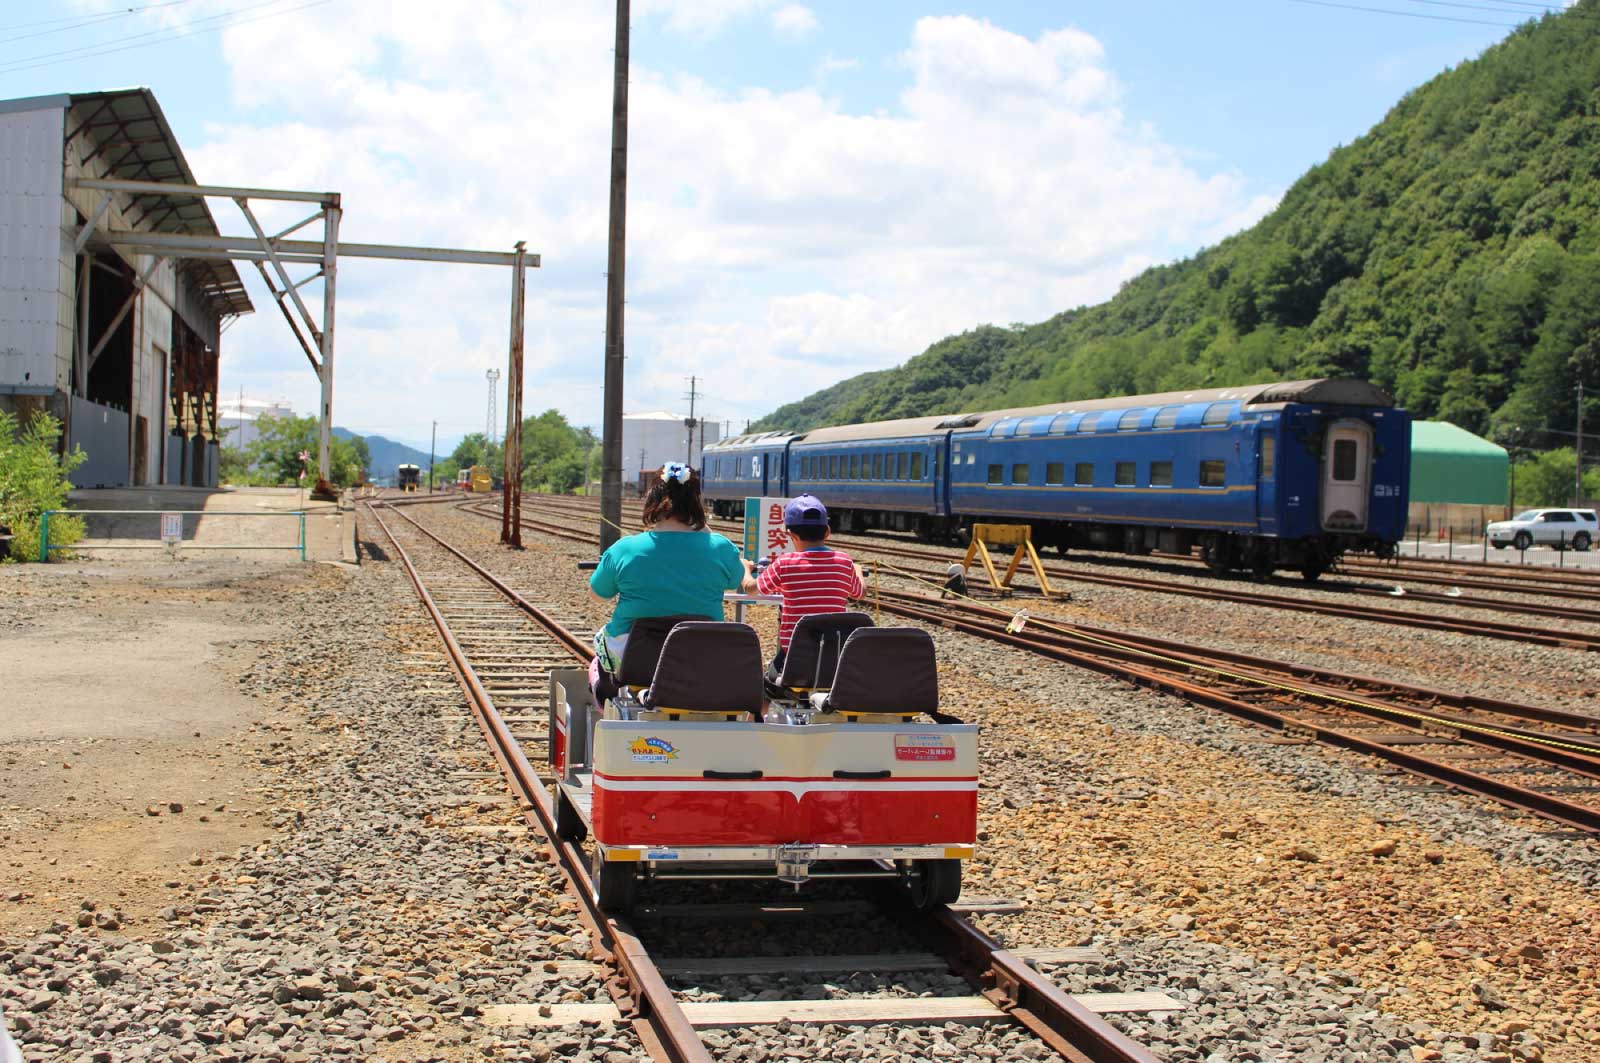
left=469, top=465, right=493, bottom=493
left=397, top=463, right=421, bottom=493
left=701, top=378, right=1410, bottom=580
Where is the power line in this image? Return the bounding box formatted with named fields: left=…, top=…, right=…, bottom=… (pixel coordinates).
left=0, top=0, right=333, bottom=76
left=2, top=1, right=200, bottom=45
left=1286, top=0, right=1525, bottom=27
left=0, top=0, right=196, bottom=34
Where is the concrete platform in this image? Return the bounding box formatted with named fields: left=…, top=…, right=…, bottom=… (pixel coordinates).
left=56, top=485, right=357, bottom=564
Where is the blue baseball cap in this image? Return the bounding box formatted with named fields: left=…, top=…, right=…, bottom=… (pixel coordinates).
left=783, top=494, right=828, bottom=531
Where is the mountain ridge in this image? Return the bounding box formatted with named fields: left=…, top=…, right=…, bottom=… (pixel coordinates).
left=752, top=2, right=1599, bottom=452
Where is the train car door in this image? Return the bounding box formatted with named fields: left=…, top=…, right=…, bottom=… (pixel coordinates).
left=1252, top=421, right=1278, bottom=534
left=1320, top=419, right=1373, bottom=532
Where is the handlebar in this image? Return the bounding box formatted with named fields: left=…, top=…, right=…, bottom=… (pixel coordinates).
left=578, top=560, right=599, bottom=571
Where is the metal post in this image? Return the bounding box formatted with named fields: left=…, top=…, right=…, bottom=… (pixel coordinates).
left=1560, top=531, right=1566, bottom=568
left=313, top=201, right=342, bottom=499
left=1414, top=524, right=1421, bottom=558
left=429, top=420, right=437, bottom=493
left=1447, top=527, right=1452, bottom=560
left=505, top=242, right=527, bottom=549
left=39, top=510, right=50, bottom=562
left=599, top=0, right=631, bottom=553
left=1578, top=379, right=1586, bottom=502
left=299, top=511, right=306, bottom=562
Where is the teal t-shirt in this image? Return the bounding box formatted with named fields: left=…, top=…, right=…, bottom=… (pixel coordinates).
left=589, top=529, right=745, bottom=637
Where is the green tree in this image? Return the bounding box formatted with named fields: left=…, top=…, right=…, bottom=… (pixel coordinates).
left=0, top=411, right=86, bottom=562
left=450, top=433, right=503, bottom=479
left=1511, top=447, right=1600, bottom=507
left=245, top=415, right=367, bottom=487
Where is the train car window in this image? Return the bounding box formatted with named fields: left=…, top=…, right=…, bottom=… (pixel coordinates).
left=1012, top=463, right=1030, bottom=485
left=1074, top=462, right=1094, bottom=486
left=872, top=453, right=883, bottom=479
left=1152, top=406, right=1181, bottom=429
left=897, top=453, right=909, bottom=479
left=1150, top=460, right=1173, bottom=487
left=987, top=464, right=1003, bottom=484
left=966, top=453, right=976, bottom=465
left=1115, top=461, right=1135, bottom=486
left=1076, top=413, right=1101, bottom=433
left=1199, top=460, right=1226, bottom=487
left=1045, top=462, right=1065, bottom=486
left=1332, top=439, right=1358, bottom=481
left=848, top=455, right=859, bottom=479
left=1201, top=403, right=1233, bottom=427
left=1020, top=415, right=1053, bottom=436
left=1260, top=436, right=1276, bottom=480
left=911, top=453, right=924, bottom=479
left=1117, top=410, right=1141, bottom=431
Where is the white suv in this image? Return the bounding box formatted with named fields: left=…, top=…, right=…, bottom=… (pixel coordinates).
left=1487, top=508, right=1597, bottom=551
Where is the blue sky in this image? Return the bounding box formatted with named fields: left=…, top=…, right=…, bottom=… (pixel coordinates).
left=0, top=1, right=1554, bottom=451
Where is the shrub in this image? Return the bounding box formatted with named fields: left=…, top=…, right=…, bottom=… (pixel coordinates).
left=0, top=411, right=86, bottom=562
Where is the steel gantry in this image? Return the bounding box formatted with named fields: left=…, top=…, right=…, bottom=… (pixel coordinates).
left=68, top=175, right=540, bottom=501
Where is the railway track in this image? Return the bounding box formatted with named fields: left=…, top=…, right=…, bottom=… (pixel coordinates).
left=871, top=591, right=1600, bottom=834
left=481, top=495, right=1600, bottom=653
left=452, top=496, right=1600, bottom=833
left=519, top=490, right=1600, bottom=601
left=366, top=500, right=1163, bottom=1063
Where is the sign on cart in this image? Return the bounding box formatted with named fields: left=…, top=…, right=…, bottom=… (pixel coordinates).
left=743, top=496, right=794, bottom=564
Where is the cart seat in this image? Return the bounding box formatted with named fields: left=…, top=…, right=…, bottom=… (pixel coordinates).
left=810, top=628, right=939, bottom=722
left=769, top=612, right=875, bottom=695
left=595, top=614, right=707, bottom=705
left=641, top=622, right=764, bottom=721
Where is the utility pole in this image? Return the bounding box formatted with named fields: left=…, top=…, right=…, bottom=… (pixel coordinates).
left=599, top=0, right=631, bottom=552
left=502, top=241, right=527, bottom=548
left=1578, top=379, right=1587, bottom=502
left=684, top=375, right=698, bottom=464
left=428, top=420, right=436, bottom=493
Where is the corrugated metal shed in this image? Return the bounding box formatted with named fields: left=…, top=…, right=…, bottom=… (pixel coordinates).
left=1410, top=421, right=1507, bottom=505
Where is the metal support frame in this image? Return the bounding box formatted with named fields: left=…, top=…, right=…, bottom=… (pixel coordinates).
left=67, top=175, right=539, bottom=492
left=960, top=523, right=1058, bottom=598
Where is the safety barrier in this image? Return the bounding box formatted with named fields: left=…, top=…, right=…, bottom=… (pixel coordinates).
left=39, top=509, right=307, bottom=562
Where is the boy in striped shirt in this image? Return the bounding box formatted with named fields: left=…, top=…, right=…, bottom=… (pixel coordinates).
left=740, top=494, right=865, bottom=674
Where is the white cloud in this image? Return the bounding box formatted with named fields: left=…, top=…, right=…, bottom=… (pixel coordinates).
left=176, top=4, right=1270, bottom=440
left=771, top=4, right=819, bottom=40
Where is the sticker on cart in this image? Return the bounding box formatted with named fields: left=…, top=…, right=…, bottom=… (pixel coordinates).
left=629, top=736, right=678, bottom=763
left=894, top=734, right=956, bottom=761
left=645, top=850, right=680, bottom=861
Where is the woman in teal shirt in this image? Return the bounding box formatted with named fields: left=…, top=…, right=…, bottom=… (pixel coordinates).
left=588, top=463, right=744, bottom=676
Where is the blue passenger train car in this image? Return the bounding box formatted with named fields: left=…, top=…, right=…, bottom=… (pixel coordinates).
left=701, top=378, right=1409, bottom=580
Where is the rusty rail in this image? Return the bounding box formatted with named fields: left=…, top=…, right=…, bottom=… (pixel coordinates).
left=372, top=500, right=1161, bottom=1063
left=367, top=503, right=713, bottom=1063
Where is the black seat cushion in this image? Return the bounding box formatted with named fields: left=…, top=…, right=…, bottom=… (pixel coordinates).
left=641, top=622, right=765, bottom=715
left=774, top=611, right=875, bottom=691
left=615, top=614, right=708, bottom=688
left=823, top=628, right=939, bottom=716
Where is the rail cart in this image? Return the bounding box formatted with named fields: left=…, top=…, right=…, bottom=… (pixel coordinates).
left=548, top=614, right=977, bottom=912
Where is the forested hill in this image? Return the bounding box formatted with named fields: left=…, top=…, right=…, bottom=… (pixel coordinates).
left=753, top=2, right=1600, bottom=444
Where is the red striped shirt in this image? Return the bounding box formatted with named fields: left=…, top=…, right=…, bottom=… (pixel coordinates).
left=756, top=548, right=864, bottom=649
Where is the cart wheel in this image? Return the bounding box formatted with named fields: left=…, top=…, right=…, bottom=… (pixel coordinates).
left=554, top=787, right=586, bottom=843
left=595, top=860, right=638, bottom=914
left=1300, top=561, right=1323, bottom=584
left=906, top=859, right=962, bottom=911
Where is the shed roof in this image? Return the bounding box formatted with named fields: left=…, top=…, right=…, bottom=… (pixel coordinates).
left=63, top=88, right=252, bottom=317
left=1411, top=420, right=1507, bottom=458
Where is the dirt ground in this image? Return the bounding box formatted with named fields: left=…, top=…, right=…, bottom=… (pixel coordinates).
left=0, top=559, right=340, bottom=938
